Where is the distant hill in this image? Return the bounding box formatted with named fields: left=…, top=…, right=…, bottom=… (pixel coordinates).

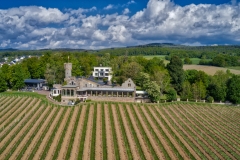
left=38, top=48, right=87, bottom=51
left=0, top=48, right=18, bottom=51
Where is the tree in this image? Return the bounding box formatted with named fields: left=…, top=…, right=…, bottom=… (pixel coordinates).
left=10, top=64, right=25, bottom=90
left=166, top=88, right=177, bottom=101
left=184, top=57, right=192, bottom=64
left=227, top=75, right=240, bottom=104
left=138, top=72, right=160, bottom=102
left=99, top=53, right=111, bottom=66
left=208, top=71, right=229, bottom=102
left=151, top=68, right=170, bottom=96
left=44, top=64, right=57, bottom=87
left=23, top=57, right=42, bottom=79
left=167, top=55, right=185, bottom=93
left=121, top=61, right=143, bottom=81
left=212, top=54, right=226, bottom=67
left=1, top=64, right=12, bottom=88
left=180, top=81, right=192, bottom=100
left=144, top=81, right=161, bottom=102
left=136, top=72, right=150, bottom=88
left=0, top=72, right=7, bottom=92
left=146, top=57, right=165, bottom=74
left=192, top=80, right=206, bottom=100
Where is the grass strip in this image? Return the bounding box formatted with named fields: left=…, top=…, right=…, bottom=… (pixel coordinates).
left=65, top=105, right=83, bottom=159
left=90, top=103, right=97, bottom=160
left=40, top=107, right=67, bottom=159
left=78, top=104, right=90, bottom=160
left=4, top=104, right=47, bottom=160
left=122, top=103, right=146, bottom=160
left=108, top=103, right=121, bottom=160
left=129, top=104, right=159, bottom=159
left=17, top=106, right=59, bottom=160
left=101, top=103, right=107, bottom=160
left=0, top=101, right=42, bottom=155
left=115, top=103, right=133, bottom=159
left=137, top=104, right=172, bottom=160
left=52, top=107, right=74, bottom=160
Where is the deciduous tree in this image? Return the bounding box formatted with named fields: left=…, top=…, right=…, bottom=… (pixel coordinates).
left=227, top=75, right=240, bottom=104
left=167, top=55, right=185, bottom=93
left=0, top=72, right=7, bottom=92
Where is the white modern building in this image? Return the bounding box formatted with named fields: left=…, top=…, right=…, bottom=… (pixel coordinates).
left=92, top=67, right=112, bottom=81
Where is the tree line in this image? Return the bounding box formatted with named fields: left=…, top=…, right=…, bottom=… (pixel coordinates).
left=1, top=51, right=240, bottom=104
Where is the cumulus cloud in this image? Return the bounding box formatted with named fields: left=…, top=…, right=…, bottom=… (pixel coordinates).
left=0, top=0, right=240, bottom=49
left=123, top=8, right=130, bottom=14
left=104, top=4, right=114, bottom=10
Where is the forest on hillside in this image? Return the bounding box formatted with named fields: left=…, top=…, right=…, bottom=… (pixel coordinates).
left=1, top=45, right=240, bottom=67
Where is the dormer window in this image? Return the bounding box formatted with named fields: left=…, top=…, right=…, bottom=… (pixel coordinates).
left=128, top=83, right=131, bottom=87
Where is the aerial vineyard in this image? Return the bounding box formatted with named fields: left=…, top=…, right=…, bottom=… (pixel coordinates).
left=0, top=94, right=240, bottom=160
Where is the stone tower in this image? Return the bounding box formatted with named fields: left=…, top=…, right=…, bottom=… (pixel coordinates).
left=64, top=63, right=72, bottom=78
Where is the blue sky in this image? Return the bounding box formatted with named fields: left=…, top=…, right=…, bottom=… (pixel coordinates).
left=0, top=0, right=239, bottom=49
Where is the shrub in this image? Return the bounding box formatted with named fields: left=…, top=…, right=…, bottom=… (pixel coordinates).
left=75, top=99, right=80, bottom=105
left=207, top=96, right=214, bottom=103
left=53, top=94, right=61, bottom=102
left=86, top=99, right=91, bottom=102
left=166, top=88, right=177, bottom=101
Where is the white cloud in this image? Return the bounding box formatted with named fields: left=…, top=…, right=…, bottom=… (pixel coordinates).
left=104, top=4, right=114, bottom=10
left=0, top=0, right=240, bottom=49
left=127, top=0, right=136, bottom=5
left=123, top=8, right=130, bottom=14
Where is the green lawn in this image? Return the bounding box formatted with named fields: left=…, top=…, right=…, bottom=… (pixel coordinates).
left=227, top=66, right=240, bottom=70
left=0, top=91, right=48, bottom=101
left=142, top=55, right=169, bottom=64
left=141, top=55, right=212, bottom=65
left=142, top=55, right=166, bottom=59
left=183, top=58, right=212, bottom=65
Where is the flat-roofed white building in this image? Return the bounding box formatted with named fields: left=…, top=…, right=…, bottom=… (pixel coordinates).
left=92, top=67, right=112, bottom=81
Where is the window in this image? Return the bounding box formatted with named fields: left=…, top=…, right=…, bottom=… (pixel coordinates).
left=95, top=69, right=99, bottom=71
left=95, top=73, right=98, bottom=76
left=105, top=69, right=109, bottom=71
left=67, top=89, right=70, bottom=96
left=100, top=73, right=103, bottom=76
left=101, top=69, right=104, bottom=71
left=128, top=83, right=131, bottom=87
left=105, top=73, right=109, bottom=76
left=85, top=84, right=87, bottom=87
left=54, top=90, right=56, bottom=94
